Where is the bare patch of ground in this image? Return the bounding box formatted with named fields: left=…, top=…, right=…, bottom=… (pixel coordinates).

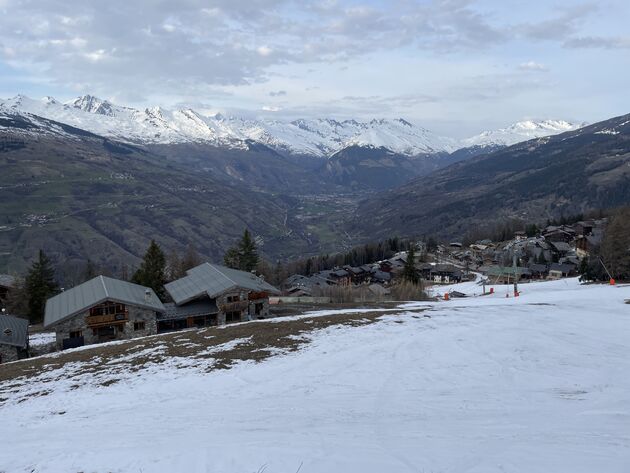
left=0, top=307, right=428, bottom=404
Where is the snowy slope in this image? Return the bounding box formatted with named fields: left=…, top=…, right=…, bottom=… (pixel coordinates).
left=1, top=278, right=629, bottom=472
left=461, top=120, right=585, bottom=148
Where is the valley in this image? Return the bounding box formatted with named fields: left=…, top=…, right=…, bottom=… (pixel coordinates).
left=0, top=95, right=623, bottom=279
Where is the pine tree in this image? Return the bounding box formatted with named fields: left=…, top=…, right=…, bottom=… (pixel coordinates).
left=403, top=245, right=419, bottom=284
left=224, top=229, right=259, bottom=272
left=25, top=250, right=59, bottom=324
left=132, top=240, right=167, bottom=299
left=239, top=230, right=259, bottom=272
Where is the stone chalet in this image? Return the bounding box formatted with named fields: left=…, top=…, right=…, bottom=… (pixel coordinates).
left=44, top=276, right=165, bottom=350
left=0, top=314, right=29, bottom=364
left=161, top=263, right=281, bottom=331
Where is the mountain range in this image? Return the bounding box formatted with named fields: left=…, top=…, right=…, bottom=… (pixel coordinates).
left=1, top=94, right=582, bottom=158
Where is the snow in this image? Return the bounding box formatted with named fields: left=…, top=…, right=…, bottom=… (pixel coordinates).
left=461, top=119, right=586, bottom=148
left=7, top=94, right=590, bottom=158
left=1, top=278, right=629, bottom=472
left=28, top=331, right=56, bottom=347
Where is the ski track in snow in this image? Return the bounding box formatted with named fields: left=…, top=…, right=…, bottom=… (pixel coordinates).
left=1, top=278, right=629, bottom=472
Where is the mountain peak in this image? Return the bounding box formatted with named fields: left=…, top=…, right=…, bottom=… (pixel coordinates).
left=462, top=119, right=585, bottom=148
left=67, top=94, right=116, bottom=117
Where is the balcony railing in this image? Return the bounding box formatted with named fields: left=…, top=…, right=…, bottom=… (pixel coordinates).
left=86, top=313, right=128, bottom=327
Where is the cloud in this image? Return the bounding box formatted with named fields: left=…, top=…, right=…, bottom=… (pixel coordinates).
left=269, top=90, right=287, bottom=97
left=519, top=61, right=548, bottom=72
left=563, top=36, right=630, bottom=49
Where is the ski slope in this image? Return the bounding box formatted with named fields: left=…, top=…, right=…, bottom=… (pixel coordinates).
left=1, top=278, right=629, bottom=472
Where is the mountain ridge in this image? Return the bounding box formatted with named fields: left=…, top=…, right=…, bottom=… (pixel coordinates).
left=1, top=94, right=583, bottom=158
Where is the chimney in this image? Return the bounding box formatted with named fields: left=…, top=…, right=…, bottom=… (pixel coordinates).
left=144, top=289, right=151, bottom=302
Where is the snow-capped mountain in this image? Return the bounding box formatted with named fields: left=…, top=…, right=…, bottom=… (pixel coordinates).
left=0, top=94, right=585, bottom=158
left=461, top=120, right=585, bottom=148
left=0, top=94, right=456, bottom=157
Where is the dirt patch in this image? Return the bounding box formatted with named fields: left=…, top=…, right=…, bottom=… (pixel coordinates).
left=0, top=307, right=428, bottom=395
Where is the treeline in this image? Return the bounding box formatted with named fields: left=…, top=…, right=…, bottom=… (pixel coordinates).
left=579, top=207, right=630, bottom=282
left=268, top=236, right=435, bottom=282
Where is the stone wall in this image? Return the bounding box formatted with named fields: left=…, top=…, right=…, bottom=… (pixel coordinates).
left=215, top=290, right=271, bottom=324
left=53, top=303, right=158, bottom=350
left=0, top=344, right=19, bottom=363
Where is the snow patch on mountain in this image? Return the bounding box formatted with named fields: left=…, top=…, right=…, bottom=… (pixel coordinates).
left=461, top=120, right=585, bottom=148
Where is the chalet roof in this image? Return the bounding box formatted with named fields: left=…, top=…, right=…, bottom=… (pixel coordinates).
left=0, top=274, right=16, bottom=288
left=165, top=263, right=280, bottom=306
left=44, top=276, right=165, bottom=329
left=0, top=314, right=28, bottom=348
left=528, top=264, right=549, bottom=273
left=331, top=269, right=350, bottom=278
left=549, top=263, right=576, bottom=274
left=550, top=241, right=573, bottom=252
left=160, top=299, right=218, bottom=321
left=371, top=270, right=391, bottom=282
left=431, top=264, right=460, bottom=273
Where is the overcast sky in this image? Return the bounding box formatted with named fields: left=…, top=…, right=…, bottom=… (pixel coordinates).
left=0, top=0, right=628, bottom=136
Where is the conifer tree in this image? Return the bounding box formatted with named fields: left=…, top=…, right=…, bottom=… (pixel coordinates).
left=402, top=245, right=419, bottom=284
left=224, top=229, right=259, bottom=272
left=132, top=240, right=167, bottom=299
left=25, top=250, right=59, bottom=323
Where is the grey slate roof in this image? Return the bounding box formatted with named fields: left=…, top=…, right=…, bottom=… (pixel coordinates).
left=160, top=299, right=218, bottom=321
left=0, top=274, right=16, bottom=288
left=165, top=263, right=280, bottom=306
left=0, top=314, right=29, bottom=348
left=44, top=276, right=165, bottom=328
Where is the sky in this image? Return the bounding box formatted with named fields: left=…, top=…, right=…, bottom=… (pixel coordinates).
left=0, top=0, right=628, bottom=137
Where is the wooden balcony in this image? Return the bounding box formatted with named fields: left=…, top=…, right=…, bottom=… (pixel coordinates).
left=218, top=300, right=249, bottom=313
left=86, top=312, right=128, bottom=327
left=248, top=291, right=269, bottom=301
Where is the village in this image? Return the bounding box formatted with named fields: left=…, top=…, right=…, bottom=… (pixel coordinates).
left=0, top=216, right=615, bottom=365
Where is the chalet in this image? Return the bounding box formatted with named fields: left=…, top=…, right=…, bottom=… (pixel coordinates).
left=370, top=269, right=392, bottom=284
left=44, top=276, right=165, bottom=350
left=548, top=263, right=577, bottom=279
left=0, top=314, right=29, bottom=363
left=576, top=233, right=603, bottom=258
left=329, top=269, right=351, bottom=286
left=543, top=227, right=575, bottom=243
left=430, top=264, right=462, bottom=284
left=162, top=263, right=280, bottom=331
left=417, top=263, right=434, bottom=280
left=528, top=263, right=549, bottom=279
left=344, top=266, right=369, bottom=284
left=0, top=274, right=15, bottom=309
left=550, top=241, right=573, bottom=257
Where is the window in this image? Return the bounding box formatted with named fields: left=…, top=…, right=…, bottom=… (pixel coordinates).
left=225, top=311, right=241, bottom=323
left=226, top=295, right=240, bottom=303
left=134, top=321, right=146, bottom=331
left=69, top=330, right=83, bottom=339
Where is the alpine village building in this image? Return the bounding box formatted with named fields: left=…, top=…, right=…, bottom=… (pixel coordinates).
left=0, top=314, right=29, bottom=364
left=44, top=263, right=280, bottom=350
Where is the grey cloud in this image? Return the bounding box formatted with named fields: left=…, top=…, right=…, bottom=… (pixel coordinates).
left=269, top=90, right=287, bottom=97
left=563, top=36, right=630, bottom=49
